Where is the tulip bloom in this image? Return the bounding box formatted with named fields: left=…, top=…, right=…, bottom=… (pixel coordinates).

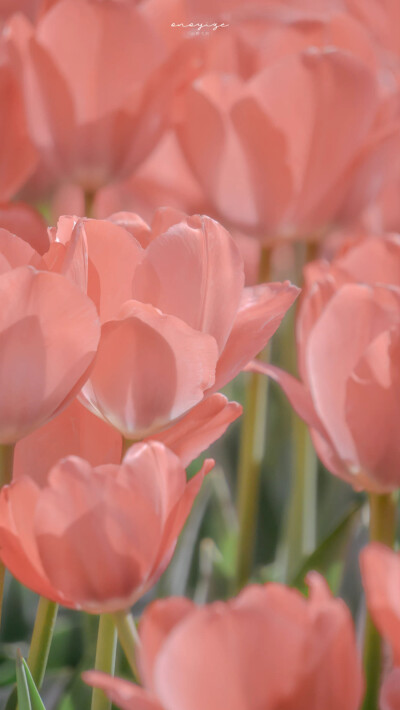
left=65, top=209, right=298, bottom=439
left=250, top=237, right=400, bottom=491
left=0, top=441, right=213, bottom=612
left=9, top=0, right=200, bottom=192
left=176, top=15, right=396, bottom=242
left=85, top=572, right=363, bottom=710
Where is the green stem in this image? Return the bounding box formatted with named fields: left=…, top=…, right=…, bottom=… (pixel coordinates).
left=91, top=615, right=118, bottom=710
left=27, top=597, right=58, bottom=689
left=112, top=611, right=140, bottom=680
left=362, top=493, right=397, bottom=710
left=0, top=444, right=14, bottom=628
left=234, top=248, right=271, bottom=592
left=279, top=418, right=318, bottom=582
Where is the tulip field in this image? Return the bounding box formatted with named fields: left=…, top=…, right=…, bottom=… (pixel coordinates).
left=0, top=1, right=400, bottom=709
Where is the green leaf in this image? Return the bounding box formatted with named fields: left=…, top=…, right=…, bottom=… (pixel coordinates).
left=16, top=651, right=31, bottom=710
left=290, top=500, right=364, bottom=590
left=16, top=652, right=46, bottom=710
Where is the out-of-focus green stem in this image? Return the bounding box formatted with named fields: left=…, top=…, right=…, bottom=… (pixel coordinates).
left=0, top=444, right=14, bottom=628
left=112, top=611, right=140, bottom=681
left=277, top=240, right=318, bottom=583
left=27, top=597, right=58, bottom=689
left=91, top=614, right=118, bottom=710
left=234, top=247, right=271, bottom=592
left=362, top=493, right=397, bottom=710
left=280, top=418, right=317, bottom=582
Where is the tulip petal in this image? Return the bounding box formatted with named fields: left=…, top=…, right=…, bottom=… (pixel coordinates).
left=0, top=267, right=99, bottom=443
left=81, top=301, right=218, bottom=438
left=139, top=597, right=196, bottom=691
left=152, top=394, right=242, bottom=466
left=132, top=211, right=244, bottom=352
left=83, top=672, right=163, bottom=710
left=14, top=398, right=122, bottom=486
left=214, top=281, right=299, bottom=390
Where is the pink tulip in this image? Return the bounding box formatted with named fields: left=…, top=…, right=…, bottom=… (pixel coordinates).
left=0, top=441, right=213, bottom=612
left=250, top=235, right=400, bottom=491
left=8, top=0, right=201, bottom=191
left=85, top=572, right=363, bottom=710
left=67, top=209, right=298, bottom=439
left=176, top=15, right=397, bottom=241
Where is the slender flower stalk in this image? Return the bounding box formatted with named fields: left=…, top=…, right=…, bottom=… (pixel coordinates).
left=235, top=247, right=271, bottom=591
left=91, top=615, right=118, bottom=710
left=280, top=418, right=318, bottom=582
left=27, top=597, right=58, bottom=688
left=112, top=611, right=140, bottom=680
left=362, top=493, right=397, bottom=710
left=0, top=444, right=14, bottom=627
left=277, top=240, right=318, bottom=582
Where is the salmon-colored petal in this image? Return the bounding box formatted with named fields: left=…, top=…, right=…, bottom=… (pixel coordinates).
left=307, top=284, right=400, bottom=468
left=45, top=216, right=88, bottom=292
left=0, top=227, right=42, bottom=275
left=153, top=588, right=307, bottom=710
left=148, top=459, right=214, bottom=587
left=108, top=211, right=152, bottom=248
left=0, top=202, right=49, bottom=255
left=0, top=45, right=38, bottom=200
left=214, top=281, right=299, bottom=390
left=246, top=361, right=323, bottom=434
left=0, top=267, right=100, bottom=443
left=81, top=301, right=218, bottom=438
left=152, top=394, right=242, bottom=466
left=83, top=218, right=144, bottom=322
left=14, top=398, right=122, bottom=486
left=132, top=212, right=244, bottom=352
left=139, top=598, right=196, bottom=690
left=380, top=669, right=400, bottom=710
left=344, top=329, right=400, bottom=489
left=83, top=672, right=163, bottom=710
left=360, top=543, right=400, bottom=665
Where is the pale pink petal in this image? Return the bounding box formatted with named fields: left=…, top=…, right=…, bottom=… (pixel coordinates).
left=132, top=212, right=244, bottom=352
left=0, top=267, right=99, bottom=443
left=14, top=398, right=122, bottom=486
left=151, top=394, right=242, bottom=467
left=83, top=672, right=163, bottom=710
left=81, top=301, right=218, bottom=438
left=214, top=281, right=299, bottom=390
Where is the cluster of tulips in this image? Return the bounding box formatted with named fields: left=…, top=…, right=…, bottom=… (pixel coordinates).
left=1, top=0, right=400, bottom=709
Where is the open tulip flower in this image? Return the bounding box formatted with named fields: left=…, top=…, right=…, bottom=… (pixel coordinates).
left=0, top=441, right=213, bottom=612
left=63, top=208, right=299, bottom=440
left=176, top=12, right=398, bottom=242
left=250, top=235, right=400, bottom=492
left=7, top=0, right=202, bottom=193
left=84, top=572, right=363, bottom=710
